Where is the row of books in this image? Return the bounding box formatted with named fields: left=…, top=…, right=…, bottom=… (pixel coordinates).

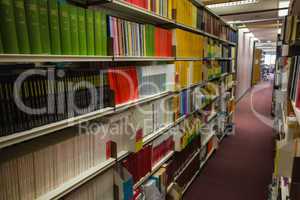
left=0, top=126, right=117, bottom=199
left=173, top=29, right=235, bottom=58
left=125, top=0, right=173, bottom=19
left=0, top=68, right=114, bottom=136
left=282, top=15, right=300, bottom=44
left=288, top=56, right=300, bottom=105
left=172, top=0, right=237, bottom=43
left=0, top=61, right=227, bottom=137
left=0, top=0, right=107, bottom=55
left=108, top=64, right=174, bottom=105
left=108, top=16, right=172, bottom=57
left=63, top=168, right=115, bottom=200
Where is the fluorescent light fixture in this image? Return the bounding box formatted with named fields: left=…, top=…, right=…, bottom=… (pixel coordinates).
left=267, top=40, right=272, bottom=43
left=278, top=28, right=282, bottom=34
left=278, top=1, right=290, bottom=17
left=207, top=0, right=258, bottom=8
left=240, top=28, right=250, bottom=32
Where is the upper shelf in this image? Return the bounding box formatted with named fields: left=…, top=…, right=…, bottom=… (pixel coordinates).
left=96, top=0, right=237, bottom=46
left=0, top=54, right=233, bottom=64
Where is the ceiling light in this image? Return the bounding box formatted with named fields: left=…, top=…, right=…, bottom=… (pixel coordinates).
left=278, top=1, right=290, bottom=17
left=278, top=28, right=282, bottom=34
left=207, top=0, right=258, bottom=8
left=267, top=40, right=272, bottom=43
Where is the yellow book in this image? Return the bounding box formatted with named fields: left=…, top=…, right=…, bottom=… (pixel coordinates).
left=168, top=0, right=173, bottom=19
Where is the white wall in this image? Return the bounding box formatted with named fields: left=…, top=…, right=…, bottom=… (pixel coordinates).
left=236, top=28, right=255, bottom=100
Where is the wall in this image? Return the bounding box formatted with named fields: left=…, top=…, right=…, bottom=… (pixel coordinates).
left=236, top=28, right=255, bottom=100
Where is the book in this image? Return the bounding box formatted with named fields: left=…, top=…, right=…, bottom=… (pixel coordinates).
left=0, top=0, right=19, bottom=53
left=108, top=16, right=172, bottom=57
left=0, top=31, right=3, bottom=53
left=58, top=1, right=72, bottom=55
left=0, top=67, right=114, bottom=137
left=48, top=0, right=61, bottom=54
left=25, top=0, right=43, bottom=54
left=108, top=66, right=139, bottom=105
left=69, top=5, right=80, bottom=55
left=14, top=0, right=31, bottom=54
left=39, top=0, right=51, bottom=54
left=86, top=9, right=95, bottom=55
left=94, top=10, right=104, bottom=56
left=78, top=7, right=87, bottom=55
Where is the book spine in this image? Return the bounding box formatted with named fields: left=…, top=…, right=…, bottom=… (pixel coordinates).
left=69, top=5, right=79, bottom=55
left=86, top=9, right=95, bottom=55
left=0, top=31, right=3, bottom=53
left=78, top=7, right=87, bottom=55
left=58, top=2, right=72, bottom=55
left=39, top=0, right=51, bottom=54
left=94, top=10, right=102, bottom=56
left=48, top=0, right=61, bottom=54
left=0, top=0, right=19, bottom=53
left=102, top=12, right=107, bottom=56
left=14, top=0, right=31, bottom=54
left=25, top=0, right=43, bottom=54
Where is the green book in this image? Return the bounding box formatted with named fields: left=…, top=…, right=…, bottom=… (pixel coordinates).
left=78, top=7, right=87, bottom=55
left=0, top=31, right=3, bottom=53
left=86, top=9, right=95, bottom=55
left=94, top=11, right=102, bottom=55
left=39, top=0, right=51, bottom=54
left=48, top=0, right=61, bottom=55
left=101, top=12, right=107, bottom=56
left=69, top=5, right=79, bottom=55
left=58, top=2, right=72, bottom=55
left=25, top=0, right=43, bottom=54
left=14, top=0, right=30, bottom=54
left=0, top=0, right=19, bottom=53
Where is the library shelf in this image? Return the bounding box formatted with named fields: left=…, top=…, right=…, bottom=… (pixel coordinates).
left=152, top=151, right=175, bottom=172
left=133, top=151, right=175, bottom=189
left=291, top=101, right=300, bottom=126
left=0, top=107, right=114, bottom=149
left=133, top=172, right=152, bottom=190
left=143, top=122, right=174, bottom=145
left=101, top=0, right=176, bottom=26
left=113, top=56, right=175, bottom=62
left=175, top=22, right=235, bottom=46
left=117, top=150, right=131, bottom=161
left=190, top=0, right=237, bottom=32
left=200, top=147, right=215, bottom=170
left=115, top=91, right=172, bottom=112
left=175, top=57, right=233, bottom=62
left=201, top=132, right=215, bottom=147
left=0, top=92, right=173, bottom=150
left=206, top=112, right=218, bottom=123
left=36, top=158, right=116, bottom=200
left=182, top=169, right=200, bottom=194
left=174, top=150, right=201, bottom=181
left=98, top=0, right=237, bottom=46
left=0, top=54, right=113, bottom=63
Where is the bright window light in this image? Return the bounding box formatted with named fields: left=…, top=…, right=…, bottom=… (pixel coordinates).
left=207, top=0, right=258, bottom=8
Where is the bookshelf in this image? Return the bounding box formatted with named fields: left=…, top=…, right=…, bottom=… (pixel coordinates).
left=0, top=0, right=237, bottom=199
left=269, top=7, right=300, bottom=199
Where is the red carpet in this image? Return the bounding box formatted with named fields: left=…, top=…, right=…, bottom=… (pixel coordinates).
left=184, top=82, right=275, bottom=200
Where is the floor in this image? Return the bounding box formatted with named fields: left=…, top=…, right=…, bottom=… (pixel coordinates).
left=184, top=82, right=275, bottom=200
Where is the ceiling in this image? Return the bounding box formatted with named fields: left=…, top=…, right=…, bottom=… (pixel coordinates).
left=203, top=0, right=289, bottom=46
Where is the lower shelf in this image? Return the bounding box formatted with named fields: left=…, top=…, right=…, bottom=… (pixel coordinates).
left=36, top=158, right=116, bottom=200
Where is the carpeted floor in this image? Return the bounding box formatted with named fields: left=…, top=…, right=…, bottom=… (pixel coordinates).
left=184, top=82, right=275, bottom=200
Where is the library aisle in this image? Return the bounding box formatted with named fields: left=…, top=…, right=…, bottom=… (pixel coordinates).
left=185, top=82, right=275, bottom=200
